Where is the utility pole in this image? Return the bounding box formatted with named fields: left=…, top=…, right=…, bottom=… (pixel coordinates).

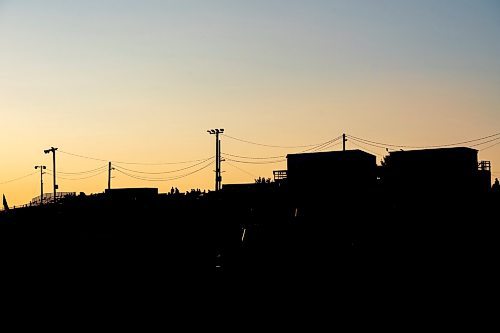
left=207, top=129, right=224, bottom=191
left=34, top=165, right=47, bottom=205
left=44, top=147, right=58, bottom=203
left=108, top=161, right=115, bottom=191
left=343, top=133, right=347, bottom=152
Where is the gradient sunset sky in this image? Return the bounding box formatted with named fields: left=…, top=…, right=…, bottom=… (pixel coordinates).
left=1, top=0, right=500, bottom=206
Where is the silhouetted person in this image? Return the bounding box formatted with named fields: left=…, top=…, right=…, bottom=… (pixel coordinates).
left=170, top=187, right=175, bottom=195
left=493, top=178, right=500, bottom=193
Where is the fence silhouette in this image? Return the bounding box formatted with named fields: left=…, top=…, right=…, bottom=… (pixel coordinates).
left=30, top=192, right=76, bottom=205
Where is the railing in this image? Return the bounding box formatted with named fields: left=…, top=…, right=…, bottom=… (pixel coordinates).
left=31, top=192, right=76, bottom=205
left=273, top=170, right=288, bottom=181
left=478, top=161, right=491, bottom=172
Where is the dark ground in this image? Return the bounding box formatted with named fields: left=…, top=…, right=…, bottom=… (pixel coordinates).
left=0, top=189, right=498, bottom=278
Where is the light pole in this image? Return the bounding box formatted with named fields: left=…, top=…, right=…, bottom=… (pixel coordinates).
left=44, top=147, right=58, bottom=203
left=207, top=129, right=224, bottom=191
left=34, top=165, right=47, bottom=205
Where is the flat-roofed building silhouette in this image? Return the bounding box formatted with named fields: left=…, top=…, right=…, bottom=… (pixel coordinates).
left=384, top=147, right=491, bottom=195
left=105, top=188, right=159, bottom=201
left=286, top=150, right=377, bottom=200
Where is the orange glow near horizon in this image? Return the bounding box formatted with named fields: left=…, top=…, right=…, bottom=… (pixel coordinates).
left=1, top=1, right=499, bottom=206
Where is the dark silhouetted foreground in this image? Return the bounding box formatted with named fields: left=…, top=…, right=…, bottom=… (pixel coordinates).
left=0, top=148, right=498, bottom=278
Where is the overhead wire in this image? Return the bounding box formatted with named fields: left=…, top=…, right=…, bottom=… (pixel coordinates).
left=297, top=135, right=343, bottom=153
left=49, top=165, right=108, bottom=175
left=221, top=136, right=342, bottom=159
left=112, top=156, right=212, bottom=166
left=348, top=132, right=500, bottom=149
left=59, top=149, right=212, bottom=165
left=112, top=157, right=214, bottom=174
left=347, top=136, right=388, bottom=150
left=222, top=157, right=286, bottom=165
left=470, top=136, right=500, bottom=148
left=479, top=140, right=500, bottom=152
left=56, top=134, right=338, bottom=171
left=222, top=134, right=333, bottom=149
left=46, top=170, right=108, bottom=181
left=114, top=159, right=214, bottom=182
left=114, top=163, right=212, bottom=182
left=308, top=140, right=342, bottom=153
left=347, top=140, right=385, bottom=157
left=222, top=152, right=285, bottom=160
left=224, top=161, right=257, bottom=178
left=19, top=131, right=500, bottom=186
left=0, top=172, right=37, bottom=185
left=58, top=150, right=107, bottom=162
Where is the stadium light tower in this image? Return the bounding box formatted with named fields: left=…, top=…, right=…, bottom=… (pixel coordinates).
left=207, top=129, right=224, bottom=191
left=34, top=165, right=47, bottom=205
left=44, top=147, right=58, bottom=203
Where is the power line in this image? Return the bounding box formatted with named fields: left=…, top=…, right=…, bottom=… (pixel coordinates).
left=347, top=140, right=385, bottom=157
left=113, top=157, right=215, bottom=174
left=46, top=170, right=107, bottom=181
left=0, top=172, right=37, bottom=185
left=297, top=136, right=343, bottom=153
left=308, top=140, right=342, bottom=153
left=479, top=140, right=500, bottom=151
left=222, top=152, right=286, bottom=160
left=49, top=165, right=108, bottom=175
left=114, top=160, right=214, bottom=182
left=58, top=150, right=107, bottom=162
left=222, top=136, right=343, bottom=158
left=114, top=163, right=212, bottom=182
left=347, top=137, right=388, bottom=150
left=470, top=138, right=500, bottom=147
left=222, top=134, right=333, bottom=149
left=224, top=161, right=257, bottom=178
left=348, top=132, right=500, bottom=149
left=222, top=156, right=286, bottom=164
left=59, top=150, right=211, bottom=166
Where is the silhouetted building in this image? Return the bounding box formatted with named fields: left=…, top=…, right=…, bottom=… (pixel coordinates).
left=286, top=150, right=377, bottom=200
left=273, top=170, right=288, bottom=183
left=478, top=161, right=492, bottom=193
left=105, top=188, right=158, bottom=202
left=384, top=147, right=490, bottom=196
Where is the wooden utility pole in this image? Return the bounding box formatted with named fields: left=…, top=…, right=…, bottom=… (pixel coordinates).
left=108, top=162, right=114, bottom=191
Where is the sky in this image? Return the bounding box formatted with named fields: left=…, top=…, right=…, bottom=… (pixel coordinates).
left=1, top=0, right=500, bottom=206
